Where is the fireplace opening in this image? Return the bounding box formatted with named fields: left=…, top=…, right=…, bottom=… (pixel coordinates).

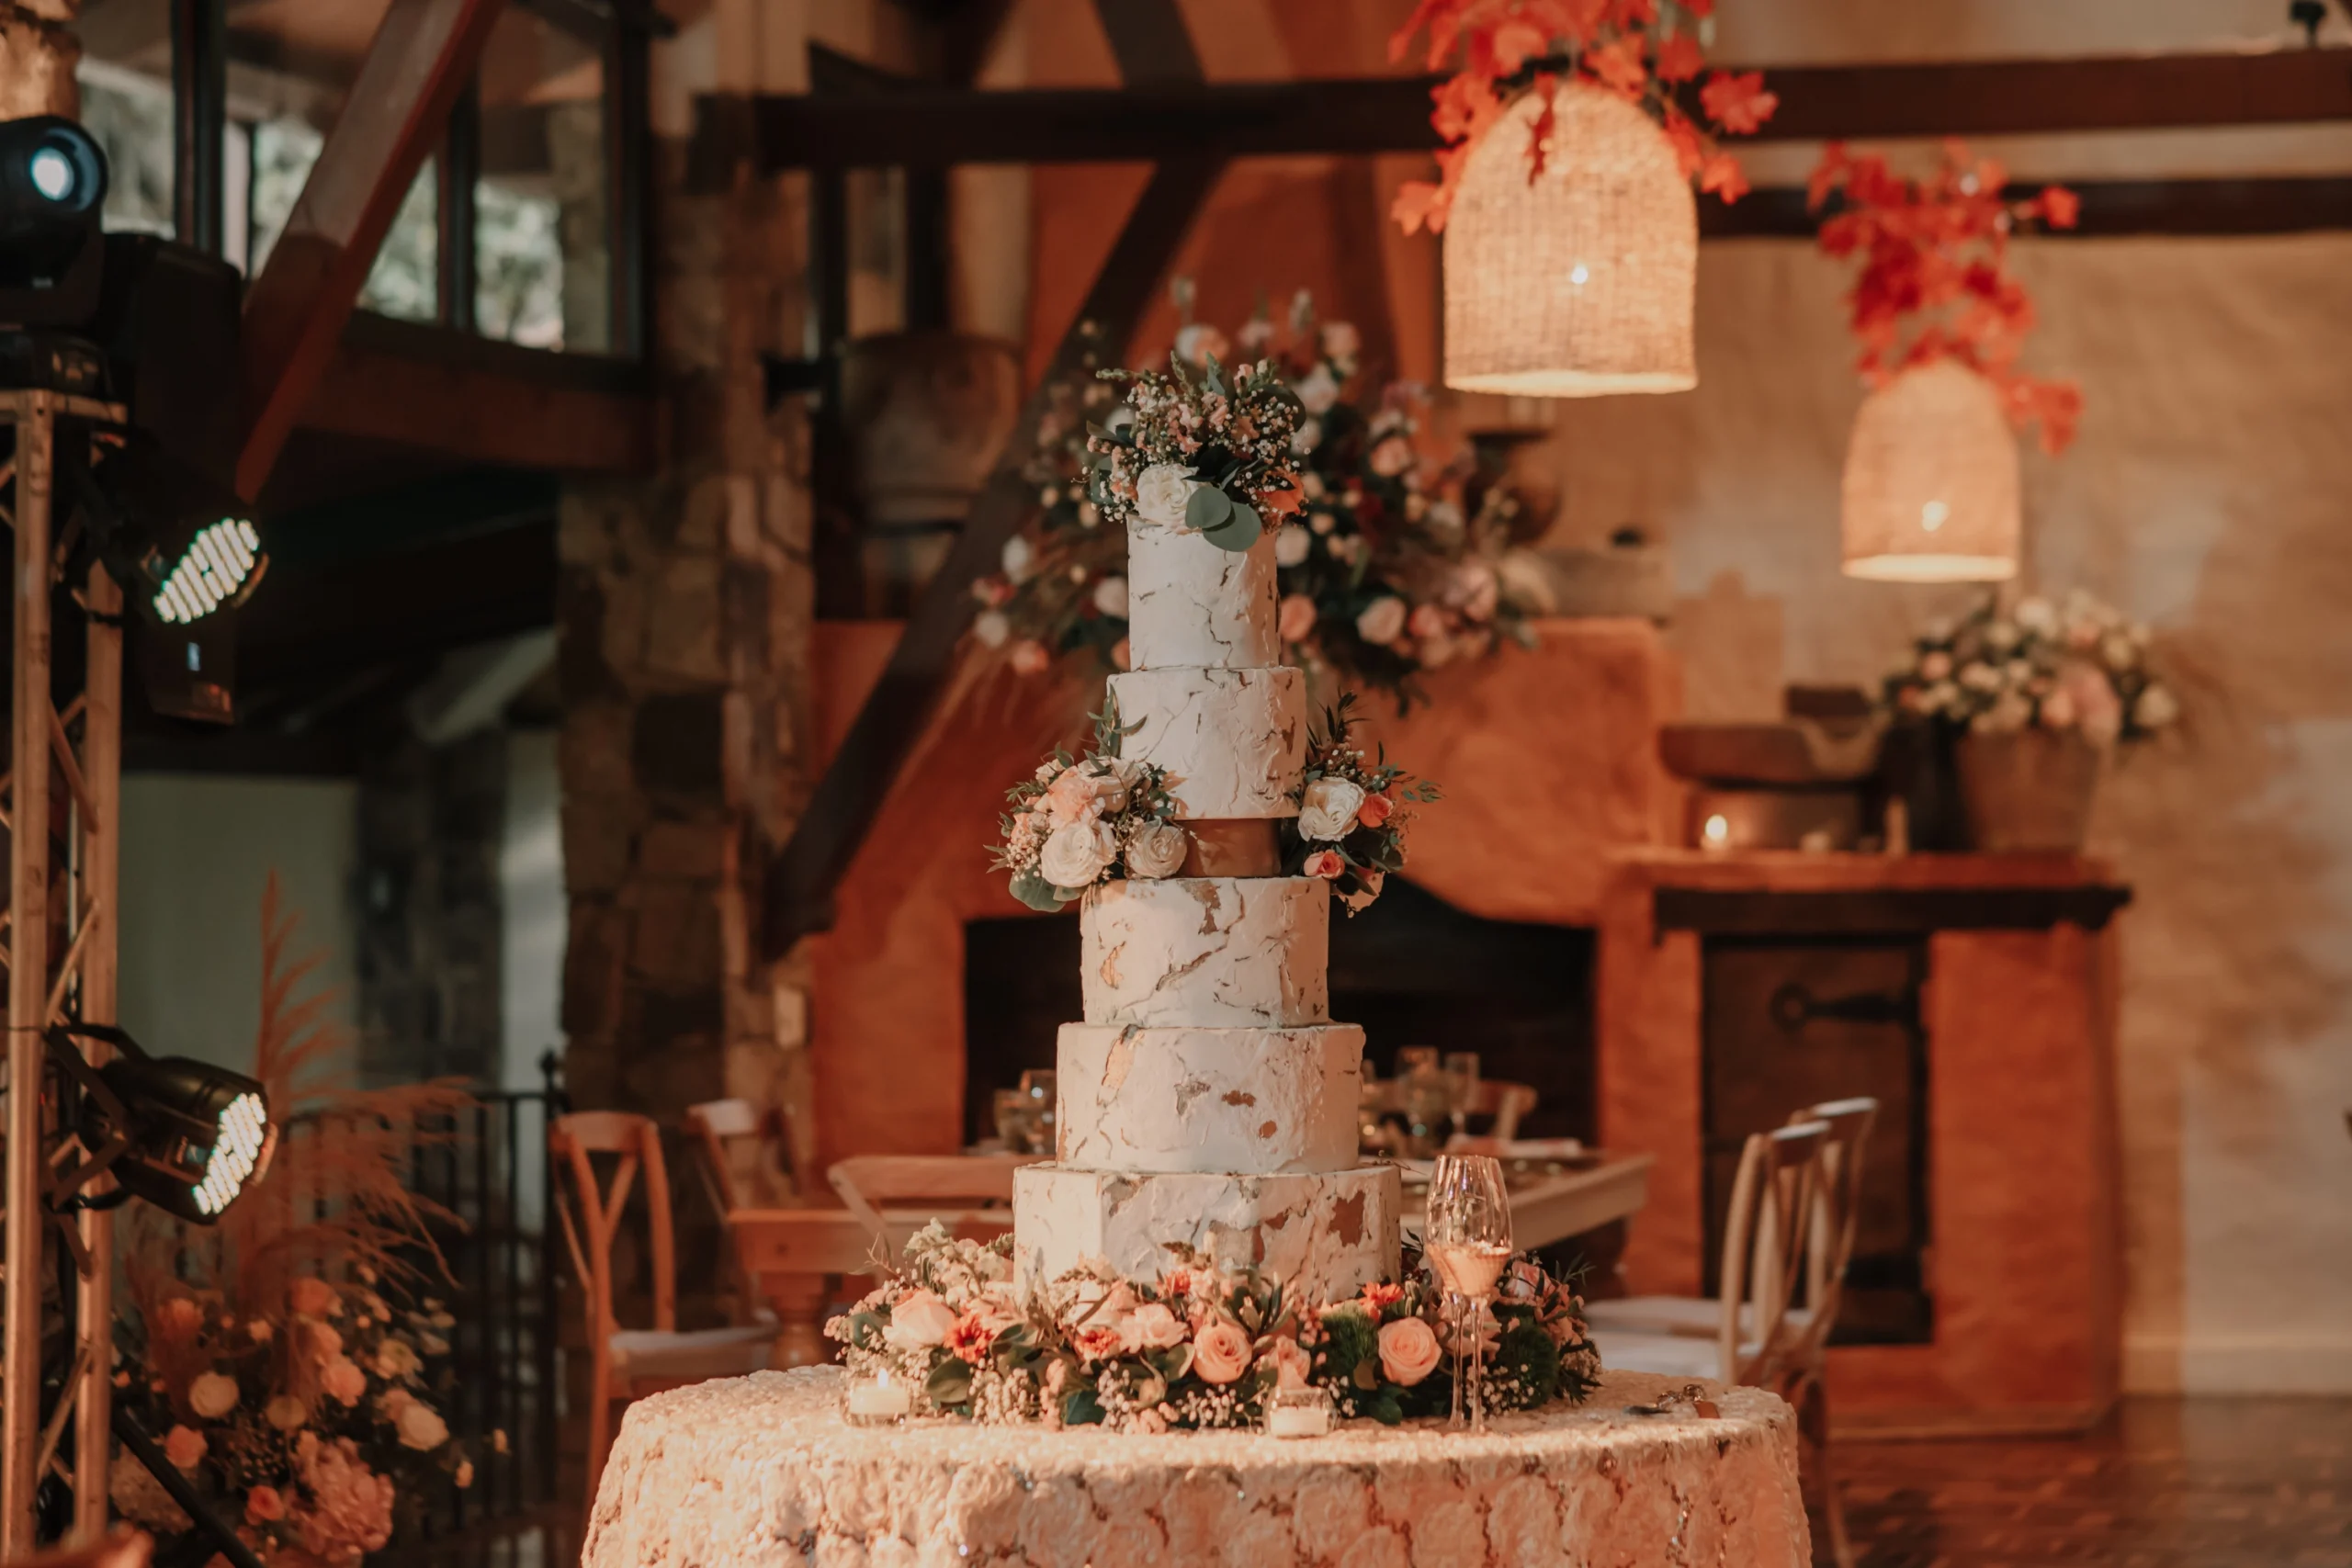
left=963, top=877, right=1597, bottom=1148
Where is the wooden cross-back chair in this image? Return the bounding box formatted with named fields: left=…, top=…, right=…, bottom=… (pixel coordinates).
left=825, top=1154, right=1036, bottom=1253
left=11, top=1529, right=153, bottom=1568
left=1588, top=1100, right=1877, bottom=1566
left=550, top=1111, right=773, bottom=1504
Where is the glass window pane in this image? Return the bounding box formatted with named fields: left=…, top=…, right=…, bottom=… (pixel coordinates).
left=76, top=0, right=176, bottom=237
left=230, top=0, right=438, bottom=321
left=476, top=8, right=610, bottom=352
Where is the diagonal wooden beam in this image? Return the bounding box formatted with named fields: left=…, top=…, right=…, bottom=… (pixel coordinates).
left=763, top=0, right=1222, bottom=958
left=763, top=155, right=1224, bottom=955
left=235, top=0, right=509, bottom=502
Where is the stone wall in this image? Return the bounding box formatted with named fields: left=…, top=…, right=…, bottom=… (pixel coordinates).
left=556, top=137, right=815, bottom=1175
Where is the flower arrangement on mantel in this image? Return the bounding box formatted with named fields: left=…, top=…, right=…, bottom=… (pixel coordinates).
left=110, top=878, right=481, bottom=1566
left=1810, top=141, right=2085, bottom=451
left=1883, top=592, right=2179, bottom=743
left=1389, top=0, right=1778, bottom=233
left=972, top=291, right=1549, bottom=710
left=827, top=1224, right=1600, bottom=1432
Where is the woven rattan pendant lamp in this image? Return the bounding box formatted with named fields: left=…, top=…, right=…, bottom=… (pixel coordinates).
left=1443, top=81, right=1698, bottom=397
left=1841, top=359, right=2019, bottom=581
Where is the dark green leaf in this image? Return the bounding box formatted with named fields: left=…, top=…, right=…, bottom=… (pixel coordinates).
left=1009, top=872, right=1065, bottom=912
left=1204, top=502, right=1262, bottom=553
left=925, top=1358, right=974, bottom=1407
left=1185, top=484, right=1234, bottom=533
left=1063, top=1387, right=1106, bottom=1427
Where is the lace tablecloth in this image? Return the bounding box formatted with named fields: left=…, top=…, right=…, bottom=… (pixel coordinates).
left=585, top=1367, right=1809, bottom=1567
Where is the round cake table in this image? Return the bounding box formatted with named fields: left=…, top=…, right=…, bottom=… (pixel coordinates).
left=585, top=1367, right=1811, bottom=1567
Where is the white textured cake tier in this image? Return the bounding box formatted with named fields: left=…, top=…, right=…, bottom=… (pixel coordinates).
left=1080, top=876, right=1328, bottom=1028
left=1105, top=665, right=1304, bottom=819
left=1056, top=1021, right=1364, bottom=1176
left=1012, top=1163, right=1402, bottom=1300
left=1125, top=515, right=1278, bottom=669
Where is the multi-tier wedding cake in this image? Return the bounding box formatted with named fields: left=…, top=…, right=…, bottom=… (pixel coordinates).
left=1007, top=446, right=1404, bottom=1301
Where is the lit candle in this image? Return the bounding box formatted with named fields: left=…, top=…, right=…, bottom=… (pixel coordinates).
left=844, top=1371, right=912, bottom=1424
left=1264, top=1387, right=1332, bottom=1439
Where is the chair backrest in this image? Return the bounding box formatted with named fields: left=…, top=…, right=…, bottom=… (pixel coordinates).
left=550, top=1111, right=676, bottom=1341
left=826, top=1154, right=1033, bottom=1246
left=1714, top=1119, right=1828, bottom=1387
left=1785, top=1097, right=1879, bottom=1361
left=684, top=1098, right=796, bottom=1216
left=14, top=1530, right=153, bottom=1568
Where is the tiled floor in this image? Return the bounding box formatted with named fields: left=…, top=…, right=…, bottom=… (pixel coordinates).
left=1837, top=1399, right=2352, bottom=1568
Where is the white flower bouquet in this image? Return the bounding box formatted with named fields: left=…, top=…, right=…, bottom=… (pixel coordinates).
left=1884, top=591, right=2180, bottom=743
left=990, top=695, right=1187, bottom=911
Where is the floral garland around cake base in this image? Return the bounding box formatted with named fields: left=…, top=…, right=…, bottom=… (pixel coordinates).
left=826, top=1224, right=1600, bottom=1434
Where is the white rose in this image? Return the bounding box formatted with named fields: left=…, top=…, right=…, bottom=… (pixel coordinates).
left=1093, top=575, right=1129, bottom=617
left=1297, top=776, right=1367, bottom=841
left=1355, top=596, right=1408, bottom=646
left=1274, top=525, right=1311, bottom=569
left=188, top=1371, right=238, bottom=1419
left=1001, top=535, right=1033, bottom=580
left=1039, top=820, right=1116, bottom=888
left=885, top=1288, right=959, bottom=1350
left=1295, top=364, right=1340, bottom=414
left=1320, top=321, right=1360, bottom=362
left=1135, top=463, right=1202, bottom=528
left=973, top=610, right=1011, bottom=649
left=1291, top=418, right=1322, bottom=456
left=2015, top=597, right=2056, bottom=635
left=395, top=1400, right=449, bottom=1451
left=1126, top=822, right=1188, bottom=879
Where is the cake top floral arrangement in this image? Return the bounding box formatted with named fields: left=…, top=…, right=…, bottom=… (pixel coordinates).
left=1089, top=344, right=1304, bottom=554
left=973, top=290, right=1550, bottom=709
left=989, top=695, right=1185, bottom=912
left=1390, top=0, right=1778, bottom=233
left=826, top=1223, right=1600, bottom=1433
left=1286, top=694, right=1441, bottom=915
left=1883, top=591, right=2179, bottom=743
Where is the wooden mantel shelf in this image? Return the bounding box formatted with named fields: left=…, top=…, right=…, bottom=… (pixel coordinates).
left=1608, top=850, right=2133, bottom=938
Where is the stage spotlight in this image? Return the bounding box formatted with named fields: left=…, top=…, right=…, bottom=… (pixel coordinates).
left=51, top=1025, right=277, bottom=1224
left=72, top=429, right=269, bottom=626
left=0, top=116, right=106, bottom=317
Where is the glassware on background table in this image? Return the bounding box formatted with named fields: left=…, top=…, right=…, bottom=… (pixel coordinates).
left=1425, top=1152, right=1513, bottom=1432
left=1442, top=1051, right=1482, bottom=1143
left=1018, top=1069, right=1057, bottom=1156
left=992, top=1088, right=1036, bottom=1154
left=1397, top=1045, right=1447, bottom=1156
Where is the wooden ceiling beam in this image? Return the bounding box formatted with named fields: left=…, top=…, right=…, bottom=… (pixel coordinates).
left=235, top=0, right=510, bottom=502
left=1704, top=175, right=2352, bottom=239
left=697, top=48, right=2352, bottom=172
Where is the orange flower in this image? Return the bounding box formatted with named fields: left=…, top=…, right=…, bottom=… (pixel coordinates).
left=246, top=1485, right=287, bottom=1524
left=1303, top=849, right=1346, bottom=880
left=1356, top=794, right=1394, bottom=829
left=1258, top=483, right=1304, bottom=519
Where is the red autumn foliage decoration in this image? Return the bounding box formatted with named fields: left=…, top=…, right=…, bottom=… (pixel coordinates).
left=1810, top=141, right=2085, bottom=454
left=1389, top=0, right=1776, bottom=235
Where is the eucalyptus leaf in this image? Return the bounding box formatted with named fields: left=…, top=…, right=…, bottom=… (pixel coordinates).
left=1204, top=502, right=1261, bottom=553
left=925, top=1358, right=973, bottom=1408
left=1184, top=484, right=1234, bottom=534
left=1063, top=1387, right=1106, bottom=1427
left=1009, top=871, right=1066, bottom=912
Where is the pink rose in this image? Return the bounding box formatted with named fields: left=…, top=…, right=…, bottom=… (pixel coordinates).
left=1303, top=849, right=1345, bottom=880
left=1263, top=1337, right=1312, bottom=1390
left=289, top=1278, right=339, bottom=1318
left=1191, top=1321, right=1253, bottom=1384
left=305, top=1321, right=344, bottom=1360
left=1408, top=603, right=1447, bottom=641
left=1377, top=1316, right=1443, bottom=1387
left=884, top=1288, right=959, bottom=1351
left=1120, top=1302, right=1187, bottom=1353
left=1010, top=640, right=1052, bottom=675
left=1355, top=596, right=1408, bottom=647
left=1278, top=593, right=1317, bottom=644
left=1369, top=435, right=1414, bottom=477
left=159, top=1297, right=204, bottom=1336
left=246, top=1484, right=287, bottom=1524
left=164, top=1425, right=207, bottom=1471
left=320, top=1356, right=368, bottom=1407
left=1356, top=793, right=1393, bottom=829
left=1112, top=637, right=1133, bottom=671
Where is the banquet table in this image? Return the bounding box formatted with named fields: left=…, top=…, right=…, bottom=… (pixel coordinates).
left=584, top=1365, right=1809, bottom=1568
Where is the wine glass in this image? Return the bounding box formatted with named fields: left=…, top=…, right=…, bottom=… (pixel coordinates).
left=1396, top=1045, right=1445, bottom=1155
left=1425, top=1153, right=1513, bottom=1431
left=1019, top=1069, right=1057, bottom=1156
left=1442, top=1051, right=1482, bottom=1144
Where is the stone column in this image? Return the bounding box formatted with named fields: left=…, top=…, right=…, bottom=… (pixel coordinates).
left=557, top=138, right=815, bottom=1190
